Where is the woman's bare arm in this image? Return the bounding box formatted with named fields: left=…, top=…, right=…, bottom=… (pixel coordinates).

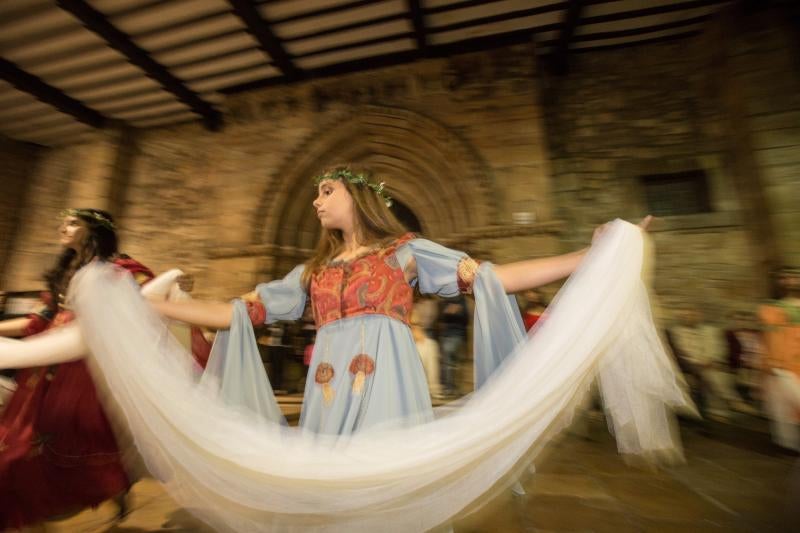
left=0, top=317, right=33, bottom=338
left=150, top=299, right=235, bottom=330
left=494, top=216, right=653, bottom=293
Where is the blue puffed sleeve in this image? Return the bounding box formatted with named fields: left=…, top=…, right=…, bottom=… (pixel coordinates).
left=200, top=265, right=307, bottom=425
left=396, top=239, right=525, bottom=389
left=255, top=264, right=307, bottom=323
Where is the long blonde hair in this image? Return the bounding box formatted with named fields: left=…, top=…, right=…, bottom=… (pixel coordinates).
left=302, top=165, right=407, bottom=287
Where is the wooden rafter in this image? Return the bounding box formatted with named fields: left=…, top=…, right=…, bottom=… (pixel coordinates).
left=0, top=0, right=739, bottom=141
left=580, top=0, right=731, bottom=25
left=428, top=3, right=565, bottom=34
left=0, top=57, right=107, bottom=130
left=571, top=30, right=701, bottom=53
left=572, top=14, right=712, bottom=43
left=550, top=0, right=586, bottom=75
left=296, top=33, right=415, bottom=60
left=56, top=0, right=223, bottom=131
left=223, top=26, right=542, bottom=94
left=407, top=0, right=428, bottom=53
left=269, top=0, right=378, bottom=25
left=135, top=11, right=230, bottom=40
left=285, top=13, right=407, bottom=42
left=228, top=0, right=302, bottom=81
left=425, top=0, right=521, bottom=15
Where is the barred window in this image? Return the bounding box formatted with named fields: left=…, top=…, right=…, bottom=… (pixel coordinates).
left=640, top=170, right=712, bottom=217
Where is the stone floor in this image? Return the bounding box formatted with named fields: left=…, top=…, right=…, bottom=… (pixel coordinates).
left=42, top=413, right=798, bottom=533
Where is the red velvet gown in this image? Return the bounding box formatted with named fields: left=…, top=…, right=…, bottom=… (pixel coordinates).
left=523, top=311, right=542, bottom=332
left=0, top=257, right=208, bottom=528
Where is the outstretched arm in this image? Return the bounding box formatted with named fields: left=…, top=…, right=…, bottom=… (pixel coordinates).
left=147, top=265, right=307, bottom=331
left=143, top=268, right=242, bottom=330
left=149, top=299, right=235, bottom=330
left=0, top=323, right=86, bottom=369
left=494, top=250, right=587, bottom=294
left=0, top=317, right=32, bottom=338
left=148, top=285, right=268, bottom=330
left=494, top=216, right=653, bottom=294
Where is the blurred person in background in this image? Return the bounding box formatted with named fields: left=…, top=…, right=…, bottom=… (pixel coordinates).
left=301, top=305, right=317, bottom=368
left=0, top=209, right=153, bottom=530
left=520, top=288, right=547, bottom=332
left=760, top=267, right=800, bottom=454
left=438, top=294, right=469, bottom=397
left=724, top=309, right=766, bottom=407
left=266, top=322, right=287, bottom=391
left=414, top=294, right=439, bottom=340
left=0, top=209, right=210, bottom=530
left=668, top=307, right=743, bottom=421
left=411, top=309, right=442, bottom=398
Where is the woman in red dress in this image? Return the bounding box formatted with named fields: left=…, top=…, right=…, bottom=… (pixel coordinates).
left=520, top=289, right=547, bottom=331
left=0, top=208, right=154, bottom=530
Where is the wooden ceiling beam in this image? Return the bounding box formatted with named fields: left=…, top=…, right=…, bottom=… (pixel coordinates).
left=572, top=14, right=712, bottom=42
left=228, top=0, right=302, bottom=81
left=0, top=57, right=107, bottom=129
left=570, top=29, right=701, bottom=53
left=425, top=0, right=530, bottom=16
left=57, top=0, right=223, bottom=131
left=223, top=26, right=544, bottom=94
left=407, top=0, right=428, bottom=53
left=580, top=0, right=731, bottom=25
left=550, top=0, right=587, bottom=75
left=269, top=0, right=379, bottom=25
left=295, top=33, right=415, bottom=60
left=134, top=11, right=231, bottom=40
left=428, top=3, right=566, bottom=34
left=284, top=13, right=406, bottom=42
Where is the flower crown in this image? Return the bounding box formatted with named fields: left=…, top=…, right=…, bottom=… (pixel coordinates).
left=60, top=208, right=116, bottom=231
left=314, top=168, right=393, bottom=207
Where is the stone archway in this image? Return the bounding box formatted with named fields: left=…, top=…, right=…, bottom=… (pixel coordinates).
left=251, top=105, right=500, bottom=259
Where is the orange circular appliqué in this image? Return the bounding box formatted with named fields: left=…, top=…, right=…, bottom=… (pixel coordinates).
left=348, top=354, right=375, bottom=376
left=315, top=363, right=335, bottom=384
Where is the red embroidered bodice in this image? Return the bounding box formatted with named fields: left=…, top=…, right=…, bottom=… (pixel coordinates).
left=309, top=233, right=416, bottom=329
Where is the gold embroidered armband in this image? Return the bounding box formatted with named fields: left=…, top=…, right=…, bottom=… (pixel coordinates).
left=456, top=257, right=480, bottom=294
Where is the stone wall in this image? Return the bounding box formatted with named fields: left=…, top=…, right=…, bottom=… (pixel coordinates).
left=3, top=42, right=558, bottom=299
left=544, top=37, right=757, bottom=317
left=1, top=130, right=125, bottom=291
left=1, top=5, right=798, bottom=329
left=209, top=42, right=559, bottom=283
left=726, top=8, right=800, bottom=270
left=0, top=136, right=40, bottom=283
left=544, top=4, right=800, bottom=322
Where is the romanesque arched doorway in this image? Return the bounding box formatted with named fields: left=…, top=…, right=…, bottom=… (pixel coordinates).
left=252, top=105, right=498, bottom=277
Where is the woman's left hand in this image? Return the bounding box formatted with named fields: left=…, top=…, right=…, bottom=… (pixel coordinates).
left=592, top=223, right=610, bottom=244
left=592, top=215, right=653, bottom=244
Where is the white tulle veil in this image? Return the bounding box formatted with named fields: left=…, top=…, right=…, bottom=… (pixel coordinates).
left=0, top=220, right=691, bottom=532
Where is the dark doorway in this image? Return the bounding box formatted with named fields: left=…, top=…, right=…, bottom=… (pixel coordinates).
left=391, top=199, right=423, bottom=233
